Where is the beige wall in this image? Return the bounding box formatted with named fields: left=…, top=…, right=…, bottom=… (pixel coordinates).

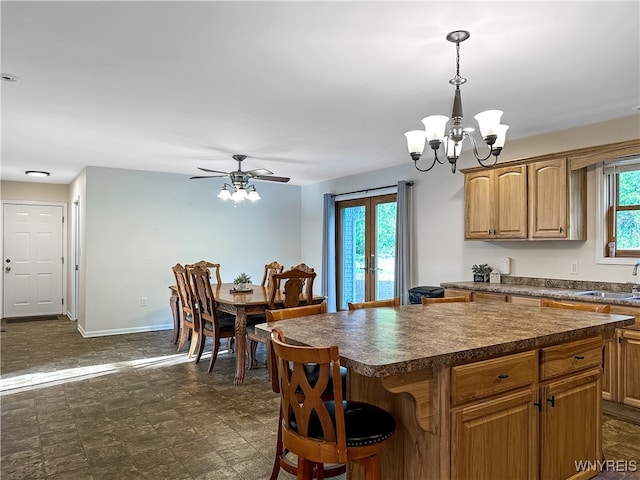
left=301, top=115, right=640, bottom=305
left=1, top=180, right=69, bottom=203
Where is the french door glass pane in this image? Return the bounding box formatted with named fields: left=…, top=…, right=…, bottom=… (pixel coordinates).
left=340, top=205, right=366, bottom=309
left=375, top=201, right=397, bottom=300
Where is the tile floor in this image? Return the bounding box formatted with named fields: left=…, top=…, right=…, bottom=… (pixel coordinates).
left=1, top=317, right=638, bottom=479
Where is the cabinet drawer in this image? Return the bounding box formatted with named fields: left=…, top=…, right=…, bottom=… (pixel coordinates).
left=540, top=336, right=602, bottom=381
left=452, top=351, right=537, bottom=405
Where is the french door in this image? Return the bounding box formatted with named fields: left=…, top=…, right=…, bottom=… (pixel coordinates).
left=336, top=194, right=397, bottom=310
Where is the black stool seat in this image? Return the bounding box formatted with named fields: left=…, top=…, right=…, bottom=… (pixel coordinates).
left=302, top=365, right=347, bottom=397
left=291, top=400, right=396, bottom=447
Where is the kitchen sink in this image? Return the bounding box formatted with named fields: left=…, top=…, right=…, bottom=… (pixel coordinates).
left=573, top=290, right=638, bottom=300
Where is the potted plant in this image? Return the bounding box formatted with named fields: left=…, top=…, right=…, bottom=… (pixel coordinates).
left=471, top=263, right=493, bottom=282
left=233, top=272, right=252, bottom=291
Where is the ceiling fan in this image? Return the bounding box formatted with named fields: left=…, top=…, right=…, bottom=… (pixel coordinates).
left=190, top=154, right=290, bottom=202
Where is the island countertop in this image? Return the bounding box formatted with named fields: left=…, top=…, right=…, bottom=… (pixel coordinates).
left=255, top=303, right=634, bottom=377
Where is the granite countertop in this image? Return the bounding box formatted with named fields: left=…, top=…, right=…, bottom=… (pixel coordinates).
left=440, top=278, right=640, bottom=307
left=255, top=303, right=633, bottom=377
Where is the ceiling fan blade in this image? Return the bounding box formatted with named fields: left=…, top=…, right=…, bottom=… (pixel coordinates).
left=245, top=168, right=273, bottom=177
left=189, top=175, right=226, bottom=180
left=253, top=175, right=290, bottom=183
left=198, top=167, right=231, bottom=175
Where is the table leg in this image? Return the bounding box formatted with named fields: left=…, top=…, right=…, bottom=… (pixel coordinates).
left=169, top=292, right=180, bottom=344
left=234, top=305, right=248, bottom=385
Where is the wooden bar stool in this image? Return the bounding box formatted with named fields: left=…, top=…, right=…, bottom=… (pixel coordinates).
left=422, top=293, right=471, bottom=304
left=270, top=327, right=396, bottom=480
left=347, top=297, right=400, bottom=310
left=540, top=298, right=611, bottom=313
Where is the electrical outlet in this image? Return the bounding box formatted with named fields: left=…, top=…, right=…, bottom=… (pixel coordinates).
left=570, top=261, right=579, bottom=275
left=140, top=297, right=147, bottom=307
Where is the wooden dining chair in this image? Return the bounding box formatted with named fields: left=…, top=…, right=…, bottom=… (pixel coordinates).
left=422, top=293, right=472, bottom=304
left=246, top=268, right=318, bottom=369
left=347, top=297, right=400, bottom=310
left=290, top=263, right=315, bottom=300
left=172, top=264, right=199, bottom=357
left=261, top=260, right=284, bottom=290
left=185, top=260, right=222, bottom=284
left=186, top=260, right=237, bottom=350
left=540, top=299, right=611, bottom=313
left=270, top=327, right=396, bottom=480
left=268, top=267, right=317, bottom=309
left=190, top=266, right=237, bottom=372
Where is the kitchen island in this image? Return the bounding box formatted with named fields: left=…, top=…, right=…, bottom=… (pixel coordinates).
left=256, top=303, right=634, bottom=480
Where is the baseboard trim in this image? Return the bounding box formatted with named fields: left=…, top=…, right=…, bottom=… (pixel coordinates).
left=77, top=323, right=173, bottom=338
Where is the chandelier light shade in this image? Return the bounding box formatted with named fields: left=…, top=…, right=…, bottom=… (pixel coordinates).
left=218, top=182, right=260, bottom=203
left=404, top=30, right=509, bottom=174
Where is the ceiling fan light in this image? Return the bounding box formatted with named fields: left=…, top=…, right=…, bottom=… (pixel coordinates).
left=218, top=186, right=231, bottom=200
left=474, top=110, right=503, bottom=139
left=232, top=187, right=248, bottom=202
left=421, top=115, right=449, bottom=143
left=247, top=186, right=260, bottom=201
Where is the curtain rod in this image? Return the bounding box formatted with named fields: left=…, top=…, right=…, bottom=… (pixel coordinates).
left=331, top=181, right=413, bottom=198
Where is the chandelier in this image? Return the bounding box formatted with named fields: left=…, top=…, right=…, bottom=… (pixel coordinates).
left=404, top=30, right=509, bottom=174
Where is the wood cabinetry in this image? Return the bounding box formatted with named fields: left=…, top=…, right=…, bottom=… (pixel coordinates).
left=447, top=288, right=639, bottom=408
left=463, top=157, right=586, bottom=241
left=450, top=338, right=604, bottom=480
left=464, top=165, right=528, bottom=239
left=452, top=388, right=538, bottom=480
left=445, top=288, right=508, bottom=303
left=539, top=368, right=601, bottom=480
left=618, top=328, right=640, bottom=408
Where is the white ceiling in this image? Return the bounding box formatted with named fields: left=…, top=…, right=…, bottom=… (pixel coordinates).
left=1, top=1, right=639, bottom=186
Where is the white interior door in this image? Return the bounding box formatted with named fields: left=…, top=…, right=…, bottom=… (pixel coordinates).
left=3, top=203, right=64, bottom=317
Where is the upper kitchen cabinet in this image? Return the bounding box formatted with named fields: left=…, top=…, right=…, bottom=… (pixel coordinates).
left=464, top=165, right=528, bottom=240
left=464, top=157, right=586, bottom=241
left=529, top=158, right=586, bottom=240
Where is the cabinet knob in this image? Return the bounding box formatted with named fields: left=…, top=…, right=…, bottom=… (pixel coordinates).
left=574, top=355, right=585, bottom=360
left=547, top=395, right=556, bottom=408
left=533, top=400, right=542, bottom=411
left=497, top=374, right=509, bottom=379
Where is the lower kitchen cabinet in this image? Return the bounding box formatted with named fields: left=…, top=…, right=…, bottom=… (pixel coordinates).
left=540, top=368, right=601, bottom=480
left=619, top=328, right=640, bottom=408
left=450, top=338, right=604, bottom=480
left=452, top=388, right=538, bottom=480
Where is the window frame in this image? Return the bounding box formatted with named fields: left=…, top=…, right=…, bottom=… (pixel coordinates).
left=597, top=159, right=640, bottom=264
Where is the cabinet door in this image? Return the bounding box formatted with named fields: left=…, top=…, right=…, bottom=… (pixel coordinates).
left=452, top=388, right=538, bottom=480
left=619, top=328, right=640, bottom=408
left=540, top=368, right=601, bottom=480
left=529, top=159, right=568, bottom=238
left=495, top=165, right=528, bottom=239
left=465, top=170, right=494, bottom=239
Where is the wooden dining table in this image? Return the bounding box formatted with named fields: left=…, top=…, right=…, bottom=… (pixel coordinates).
left=169, top=283, right=325, bottom=385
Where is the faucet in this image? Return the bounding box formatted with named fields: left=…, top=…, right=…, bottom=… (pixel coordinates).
left=634, top=261, right=640, bottom=276
left=633, top=262, right=640, bottom=296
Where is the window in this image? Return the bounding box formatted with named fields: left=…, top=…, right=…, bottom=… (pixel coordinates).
left=603, top=158, right=640, bottom=258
